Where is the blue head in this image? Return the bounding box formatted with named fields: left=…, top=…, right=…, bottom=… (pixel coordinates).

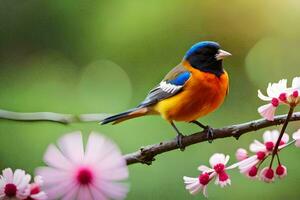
left=184, top=41, right=231, bottom=76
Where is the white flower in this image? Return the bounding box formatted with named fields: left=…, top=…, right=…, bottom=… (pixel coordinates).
left=183, top=153, right=238, bottom=198
left=238, top=130, right=289, bottom=179
left=0, top=168, right=31, bottom=199
left=198, top=154, right=236, bottom=187
left=258, top=77, right=300, bottom=121
left=249, top=130, right=289, bottom=153
left=258, top=79, right=287, bottom=101
left=183, top=174, right=211, bottom=198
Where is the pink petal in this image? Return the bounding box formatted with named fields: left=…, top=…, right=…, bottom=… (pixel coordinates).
left=90, top=187, right=108, bottom=200
left=238, top=155, right=259, bottom=173
left=224, top=155, right=230, bottom=165
left=235, top=148, right=248, bottom=161
left=61, top=185, right=79, bottom=200
left=43, top=144, right=73, bottom=170
left=281, top=133, right=289, bottom=144
left=99, top=166, right=129, bottom=181
left=84, top=133, right=109, bottom=165
left=2, top=168, right=13, bottom=183
left=85, top=133, right=126, bottom=172
left=292, top=77, right=300, bottom=89
left=270, top=130, right=280, bottom=143
left=95, top=151, right=127, bottom=173
left=197, top=165, right=213, bottom=173
left=35, top=167, right=72, bottom=187
left=258, top=90, right=271, bottom=101
left=17, top=174, right=31, bottom=190
left=263, top=130, right=272, bottom=143
left=13, top=169, right=26, bottom=186
left=0, top=178, right=5, bottom=188
left=94, top=180, right=128, bottom=200
left=258, top=104, right=277, bottom=121
left=295, top=140, right=300, bottom=148
left=45, top=179, right=77, bottom=200
left=31, top=192, right=48, bottom=200
left=183, top=177, right=203, bottom=196
left=249, top=140, right=265, bottom=153
left=209, top=153, right=226, bottom=167
left=34, top=176, right=43, bottom=186
left=77, top=186, right=93, bottom=200
left=215, top=175, right=231, bottom=188
left=202, top=186, right=208, bottom=198
left=267, top=83, right=275, bottom=97
left=292, top=130, right=300, bottom=140
left=183, top=176, right=198, bottom=184
left=185, top=181, right=200, bottom=190
left=189, top=184, right=201, bottom=195
left=58, top=131, right=84, bottom=164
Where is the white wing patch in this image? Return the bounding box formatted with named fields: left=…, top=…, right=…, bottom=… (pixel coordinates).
left=159, top=81, right=182, bottom=93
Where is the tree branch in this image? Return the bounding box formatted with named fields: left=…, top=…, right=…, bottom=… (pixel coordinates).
left=1, top=109, right=299, bottom=166
left=0, top=109, right=109, bottom=124
left=124, top=112, right=300, bottom=165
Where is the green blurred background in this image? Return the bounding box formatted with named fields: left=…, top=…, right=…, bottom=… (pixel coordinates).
left=0, top=0, right=300, bottom=199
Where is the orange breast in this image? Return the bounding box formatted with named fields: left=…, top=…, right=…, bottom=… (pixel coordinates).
left=153, top=63, right=229, bottom=122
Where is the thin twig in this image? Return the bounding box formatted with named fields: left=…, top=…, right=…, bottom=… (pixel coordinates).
left=124, top=112, right=300, bottom=165
left=0, top=109, right=109, bottom=124
left=269, top=107, right=294, bottom=168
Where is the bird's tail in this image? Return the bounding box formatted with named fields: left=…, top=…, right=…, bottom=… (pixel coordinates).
left=100, top=107, right=149, bottom=125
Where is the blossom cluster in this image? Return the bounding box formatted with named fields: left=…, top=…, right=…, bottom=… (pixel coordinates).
left=183, top=154, right=238, bottom=197
left=0, top=132, right=129, bottom=200
left=0, top=168, right=46, bottom=200
left=236, top=130, right=289, bottom=182
left=183, top=77, right=300, bottom=198
left=258, top=77, right=300, bottom=121
left=183, top=129, right=300, bottom=198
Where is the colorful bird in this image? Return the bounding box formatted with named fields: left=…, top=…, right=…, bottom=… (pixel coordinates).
left=101, top=41, right=231, bottom=150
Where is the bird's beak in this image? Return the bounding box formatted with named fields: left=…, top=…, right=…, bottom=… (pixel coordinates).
left=215, top=49, right=232, bottom=60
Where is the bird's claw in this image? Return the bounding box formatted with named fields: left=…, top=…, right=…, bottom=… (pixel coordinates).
left=204, top=126, right=214, bottom=143
left=176, top=134, right=185, bottom=151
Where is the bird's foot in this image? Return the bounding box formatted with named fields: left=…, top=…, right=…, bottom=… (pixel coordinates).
left=176, top=133, right=185, bottom=151
left=190, top=121, right=214, bottom=143
left=204, top=126, right=214, bottom=143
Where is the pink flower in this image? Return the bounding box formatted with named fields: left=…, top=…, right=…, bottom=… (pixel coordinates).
left=235, top=148, right=248, bottom=161
left=0, top=168, right=31, bottom=199
left=276, top=165, right=287, bottom=179
left=238, top=152, right=265, bottom=178
left=183, top=174, right=211, bottom=197
left=36, top=131, right=129, bottom=200
left=199, top=153, right=235, bottom=187
left=249, top=130, right=289, bottom=153
left=260, top=167, right=275, bottom=183
left=183, top=153, right=237, bottom=198
left=258, top=77, right=300, bottom=120
left=286, top=77, right=300, bottom=106
left=238, top=130, right=289, bottom=179
left=258, top=79, right=287, bottom=121
left=292, top=129, right=300, bottom=147
left=23, top=176, right=47, bottom=200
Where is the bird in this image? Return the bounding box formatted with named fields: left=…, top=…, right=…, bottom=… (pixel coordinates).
left=101, top=41, right=231, bottom=150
